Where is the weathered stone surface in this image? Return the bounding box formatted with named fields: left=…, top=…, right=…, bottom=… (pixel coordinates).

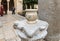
left=6, top=39, right=16, bottom=41
left=16, top=36, right=21, bottom=41
left=38, top=0, right=60, bottom=41
left=0, top=14, right=25, bottom=41
left=0, top=28, right=4, bottom=39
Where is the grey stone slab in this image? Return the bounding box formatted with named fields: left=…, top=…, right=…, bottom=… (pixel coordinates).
left=38, top=0, right=60, bottom=41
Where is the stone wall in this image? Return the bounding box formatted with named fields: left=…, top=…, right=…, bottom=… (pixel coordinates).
left=38, top=0, right=60, bottom=41
left=14, top=0, right=23, bottom=14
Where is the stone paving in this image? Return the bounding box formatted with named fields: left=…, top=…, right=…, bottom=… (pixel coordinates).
left=0, top=13, right=25, bottom=41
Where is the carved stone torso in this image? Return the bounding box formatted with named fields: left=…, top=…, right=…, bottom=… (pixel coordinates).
left=14, top=19, right=48, bottom=40
left=14, top=9, right=49, bottom=41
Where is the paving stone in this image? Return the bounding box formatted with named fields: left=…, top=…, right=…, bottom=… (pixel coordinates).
left=0, top=22, right=3, bottom=28
left=16, top=36, right=21, bottom=41
left=0, top=28, right=4, bottom=39
left=0, top=28, right=5, bottom=41
left=0, top=13, right=24, bottom=41
left=6, top=39, right=16, bottom=41
left=3, top=29, right=16, bottom=39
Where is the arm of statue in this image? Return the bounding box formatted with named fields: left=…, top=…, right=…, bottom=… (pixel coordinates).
left=39, top=22, right=49, bottom=31
left=15, top=29, right=28, bottom=39
left=13, top=20, right=20, bottom=29
left=13, top=20, right=24, bottom=30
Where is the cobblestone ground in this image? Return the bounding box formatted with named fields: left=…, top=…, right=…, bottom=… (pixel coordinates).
left=0, top=13, right=25, bottom=41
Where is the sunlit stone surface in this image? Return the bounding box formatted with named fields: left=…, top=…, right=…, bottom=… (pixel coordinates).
left=0, top=13, right=25, bottom=41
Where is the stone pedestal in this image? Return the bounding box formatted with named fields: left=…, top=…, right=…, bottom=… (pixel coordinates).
left=21, top=39, right=45, bottom=41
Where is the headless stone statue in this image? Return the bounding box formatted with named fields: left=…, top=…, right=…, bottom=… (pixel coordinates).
left=14, top=9, right=49, bottom=41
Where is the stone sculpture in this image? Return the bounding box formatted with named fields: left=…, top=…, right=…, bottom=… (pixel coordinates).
left=13, top=9, right=49, bottom=41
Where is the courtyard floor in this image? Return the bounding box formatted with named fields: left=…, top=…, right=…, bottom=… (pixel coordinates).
left=0, top=13, right=25, bottom=41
